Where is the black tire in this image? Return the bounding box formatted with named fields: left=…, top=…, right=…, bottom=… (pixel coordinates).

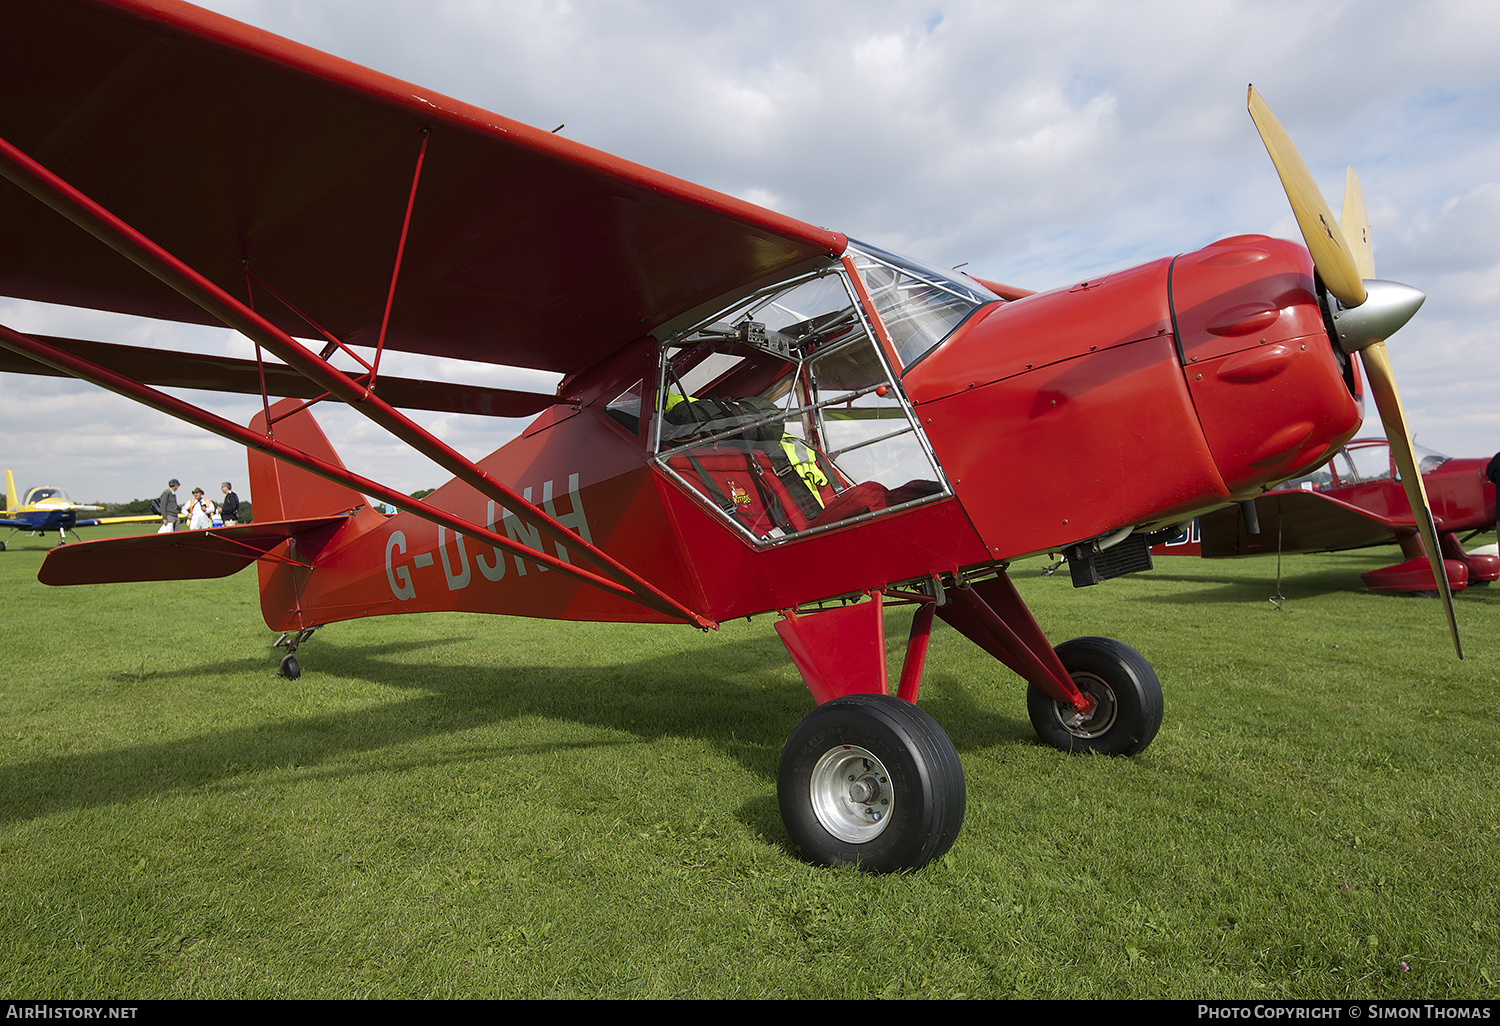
left=777, top=693, right=965, bottom=873
left=278, top=653, right=301, bottom=680
left=1027, top=636, right=1162, bottom=756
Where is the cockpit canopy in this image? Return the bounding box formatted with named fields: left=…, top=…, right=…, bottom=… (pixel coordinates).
left=23, top=486, right=71, bottom=506
left=1283, top=439, right=1451, bottom=490
left=626, top=243, right=999, bottom=545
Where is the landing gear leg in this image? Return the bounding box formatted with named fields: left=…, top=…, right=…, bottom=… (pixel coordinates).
left=273, top=626, right=320, bottom=680
left=773, top=591, right=965, bottom=872
left=934, top=572, right=1164, bottom=756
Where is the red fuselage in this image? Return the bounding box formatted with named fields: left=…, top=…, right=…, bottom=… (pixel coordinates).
left=261, top=235, right=1362, bottom=632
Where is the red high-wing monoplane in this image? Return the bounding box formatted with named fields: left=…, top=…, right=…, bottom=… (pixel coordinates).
left=0, top=0, right=1456, bottom=872
left=1155, top=438, right=1498, bottom=593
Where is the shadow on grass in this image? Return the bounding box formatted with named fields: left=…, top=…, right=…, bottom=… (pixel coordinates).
left=1139, top=568, right=1500, bottom=607
left=0, top=625, right=1034, bottom=828
left=1133, top=564, right=1370, bottom=603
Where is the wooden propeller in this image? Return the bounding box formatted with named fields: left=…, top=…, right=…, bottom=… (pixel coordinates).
left=1248, top=86, right=1460, bottom=658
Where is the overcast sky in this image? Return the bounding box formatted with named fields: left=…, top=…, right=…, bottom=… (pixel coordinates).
left=2, top=0, right=1498, bottom=504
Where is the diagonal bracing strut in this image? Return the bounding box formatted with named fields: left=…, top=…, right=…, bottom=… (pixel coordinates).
left=0, top=131, right=714, bottom=629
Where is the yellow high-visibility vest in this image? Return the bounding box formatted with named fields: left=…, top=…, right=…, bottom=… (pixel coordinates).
left=780, top=437, right=828, bottom=507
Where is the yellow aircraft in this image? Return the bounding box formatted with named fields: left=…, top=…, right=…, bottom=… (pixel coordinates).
left=1, top=470, right=157, bottom=548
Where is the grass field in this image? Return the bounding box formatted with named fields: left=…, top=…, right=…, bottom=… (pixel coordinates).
left=2, top=523, right=1497, bottom=999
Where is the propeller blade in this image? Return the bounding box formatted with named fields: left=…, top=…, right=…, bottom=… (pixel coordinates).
left=1360, top=342, right=1462, bottom=658
left=1247, top=89, right=1458, bottom=657
left=1247, top=86, right=1368, bottom=308
left=1342, top=167, right=1376, bottom=280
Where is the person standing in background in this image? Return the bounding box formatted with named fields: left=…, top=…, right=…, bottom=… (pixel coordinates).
left=184, top=487, right=215, bottom=530
left=157, top=478, right=180, bottom=533
left=220, top=482, right=240, bottom=526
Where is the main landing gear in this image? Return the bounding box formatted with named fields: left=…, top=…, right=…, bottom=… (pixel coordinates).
left=773, top=575, right=1165, bottom=872
left=1026, top=635, right=1163, bottom=756
left=777, top=693, right=966, bottom=873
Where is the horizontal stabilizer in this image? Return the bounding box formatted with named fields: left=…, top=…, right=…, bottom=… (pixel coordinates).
left=38, top=516, right=350, bottom=586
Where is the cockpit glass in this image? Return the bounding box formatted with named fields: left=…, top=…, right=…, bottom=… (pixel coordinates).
left=651, top=266, right=948, bottom=545
left=1415, top=443, right=1451, bottom=475
left=847, top=241, right=998, bottom=369
left=1345, top=443, right=1393, bottom=483
left=1327, top=440, right=1450, bottom=486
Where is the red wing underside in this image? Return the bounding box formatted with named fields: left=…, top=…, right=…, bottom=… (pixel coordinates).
left=0, top=0, right=846, bottom=376
left=1197, top=490, right=1408, bottom=558
left=38, top=516, right=350, bottom=585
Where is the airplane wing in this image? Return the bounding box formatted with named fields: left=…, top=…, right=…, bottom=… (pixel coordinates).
left=0, top=513, right=112, bottom=528
left=1197, top=489, right=1409, bottom=558
left=38, top=515, right=351, bottom=585
left=0, top=0, right=846, bottom=380
left=0, top=335, right=562, bottom=418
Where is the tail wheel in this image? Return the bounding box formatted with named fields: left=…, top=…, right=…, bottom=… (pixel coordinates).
left=1028, top=636, right=1163, bottom=756
left=777, top=693, right=965, bottom=873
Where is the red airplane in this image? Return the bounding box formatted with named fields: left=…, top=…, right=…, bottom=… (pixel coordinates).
left=0, top=0, right=1456, bottom=872
left=1154, top=438, right=1498, bottom=594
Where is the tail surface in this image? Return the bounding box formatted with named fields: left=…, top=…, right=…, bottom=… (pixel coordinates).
left=37, top=400, right=378, bottom=637
left=247, top=400, right=367, bottom=522
left=247, top=399, right=388, bottom=632
left=5, top=470, right=17, bottom=511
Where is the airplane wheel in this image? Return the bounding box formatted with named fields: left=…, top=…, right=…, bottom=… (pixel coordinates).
left=1028, top=636, right=1162, bottom=756
left=777, top=693, right=965, bottom=873
left=278, top=653, right=301, bottom=680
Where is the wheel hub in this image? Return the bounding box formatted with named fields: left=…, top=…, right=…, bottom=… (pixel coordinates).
left=809, top=744, right=892, bottom=843
left=1056, top=672, right=1119, bottom=738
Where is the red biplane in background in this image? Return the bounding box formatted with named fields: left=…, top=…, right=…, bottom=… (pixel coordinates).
left=0, top=0, right=1456, bottom=871
left=1153, top=439, right=1498, bottom=594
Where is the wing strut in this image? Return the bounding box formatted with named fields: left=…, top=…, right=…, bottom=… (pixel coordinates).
left=371, top=127, right=428, bottom=390
left=0, top=131, right=714, bottom=629
left=0, top=318, right=699, bottom=621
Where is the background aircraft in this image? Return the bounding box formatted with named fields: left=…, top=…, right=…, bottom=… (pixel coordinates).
left=1153, top=439, right=1498, bottom=593
left=0, top=0, right=1456, bottom=871
left=0, top=469, right=155, bottom=548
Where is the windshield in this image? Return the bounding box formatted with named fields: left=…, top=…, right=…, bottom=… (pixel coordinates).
left=1345, top=442, right=1393, bottom=483
left=847, top=241, right=998, bottom=369
left=1416, top=444, right=1452, bottom=475
left=1288, top=440, right=1454, bottom=489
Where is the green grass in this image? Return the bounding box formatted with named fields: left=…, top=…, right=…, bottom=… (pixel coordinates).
left=2, top=523, right=1498, bottom=998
